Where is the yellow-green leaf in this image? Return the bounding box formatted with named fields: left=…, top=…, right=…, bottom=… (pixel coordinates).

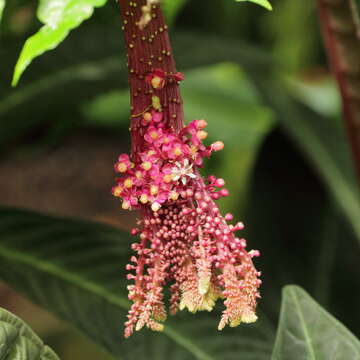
left=0, top=0, right=5, bottom=24
left=12, top=0, right=107, bottom=86
left=235, top=0, right=272, bottom=11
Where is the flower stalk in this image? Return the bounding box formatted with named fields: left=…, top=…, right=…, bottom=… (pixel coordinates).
left=316, top=0, right=360, bottom=183
left=116, top=0, right=261, bottom=338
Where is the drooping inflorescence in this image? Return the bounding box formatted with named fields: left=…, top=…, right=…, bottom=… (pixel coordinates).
left=116, top=0, right=261, bottom=338
left=112, top=83, right=261, bottom=337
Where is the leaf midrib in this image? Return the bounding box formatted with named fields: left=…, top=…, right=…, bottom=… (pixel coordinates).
left=0, top=242, right=215, bottom=360
left=290, top=287, right=317, bottom=360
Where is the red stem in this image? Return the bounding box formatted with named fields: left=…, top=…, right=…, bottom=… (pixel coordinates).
left=118, top=0, right=184, bottom=158
left=316, top=0, right=360, bottom=184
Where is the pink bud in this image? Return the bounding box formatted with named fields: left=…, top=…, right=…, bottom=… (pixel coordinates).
left=225, top=213, right=233, bottom=221
left=196, top=119, right=208, bottom=129
left=219, top=188, right=229, bottom=197
left=195, top=192, right=202, bottom=200
left=235, top=222, right=244, bottom=230
left=215, top=178, right=225, bottom=187
left=211, top=141, right=224, bottom=151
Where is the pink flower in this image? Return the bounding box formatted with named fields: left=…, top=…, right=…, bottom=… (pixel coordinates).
left=171, top=159, right=196, bottom=185
left=145, top=68, right=166, bottom=89
left=152, top=110, right=163, bottom=123
left=172, top=72, right=185, bottom=82
left=141, top=110, right=164, bottom=126
left=114, top=153, right=132, bottom=173
left=144, top=126, right=164, bottom=145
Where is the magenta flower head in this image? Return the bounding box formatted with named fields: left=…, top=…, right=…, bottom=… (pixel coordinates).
left=116, top=0, right=261, bottom=338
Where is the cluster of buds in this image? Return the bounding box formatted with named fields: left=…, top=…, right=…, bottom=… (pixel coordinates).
left=112, top=101, right=261, bottom=338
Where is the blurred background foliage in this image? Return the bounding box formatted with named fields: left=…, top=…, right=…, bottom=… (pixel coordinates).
left=1, top=0, right=360, bottom=359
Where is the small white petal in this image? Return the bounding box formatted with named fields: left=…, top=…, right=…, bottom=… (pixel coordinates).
left=173, top=175, right=180, bottom=181
left=182, top=177, right=187, bottom=185
left=187, top=173, right=196, bottom=178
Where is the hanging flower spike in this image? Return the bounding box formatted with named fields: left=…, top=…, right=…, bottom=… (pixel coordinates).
left=113, top=115, right=261, bottom=336
left=117, top=0, right=261, bottom=338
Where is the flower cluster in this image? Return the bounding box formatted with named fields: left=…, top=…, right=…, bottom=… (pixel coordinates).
left=112, top=106, right=261, bottom=338
left=112, top=115, right=225, bottom=212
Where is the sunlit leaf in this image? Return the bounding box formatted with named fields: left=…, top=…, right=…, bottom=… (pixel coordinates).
left=272, top=286, right=360, bottom=359
left=12, top=0, right=107, bottom=86
left=0, top=0, right=4, bottom=24
left=285, top=74, right=340, bottom=117
left=0, top=307, right=60, bottom=359
left=235, top=0, right=272, bottom=11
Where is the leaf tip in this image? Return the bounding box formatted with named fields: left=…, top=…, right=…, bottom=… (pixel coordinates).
left=12, top=56, right=28, bottom=87
left=282, top=284, right=306, bottom=299
left=11, top=74, right=19, bottom=87
left=235, top=0, right=273, bottom=11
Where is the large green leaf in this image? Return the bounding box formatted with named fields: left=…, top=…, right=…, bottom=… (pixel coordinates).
left=272, top=286, right=360, bottom=359
left=0, top=307, right=60, bottom=359
left=0, top=207, right=275, bottom=359
left=235, top=0, right=272, bottom=11
left=12, top=0, right=107, bottom=86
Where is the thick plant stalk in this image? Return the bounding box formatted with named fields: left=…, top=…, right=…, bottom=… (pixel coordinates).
left=316, top=0, right=360, bottom=182
left=116, top=0, right=261, bottom=338
left=118, top=0, right=184, bottom=156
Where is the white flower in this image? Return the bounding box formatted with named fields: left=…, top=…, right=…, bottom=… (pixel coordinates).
left=171, top=159, right=196, bottom=185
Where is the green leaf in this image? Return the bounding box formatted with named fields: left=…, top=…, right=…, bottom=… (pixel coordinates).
left=272, top=286, right=360, bottom=359
left=0, top=207, right=275, bottom=359
left=235, top=0, right=272, bottom=11
left=0, top=306, right=60, bottom=359
left=0, top=0, right=4, bottom=24
left=162, top=0, right=189, bottom=25
left=285, top=74, right=340, bottom=117
left=255, top=76, right=360, bottom=244
left=12, top=0, right=107, bottom=86
left=181, top=63, right=275, bottom=211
